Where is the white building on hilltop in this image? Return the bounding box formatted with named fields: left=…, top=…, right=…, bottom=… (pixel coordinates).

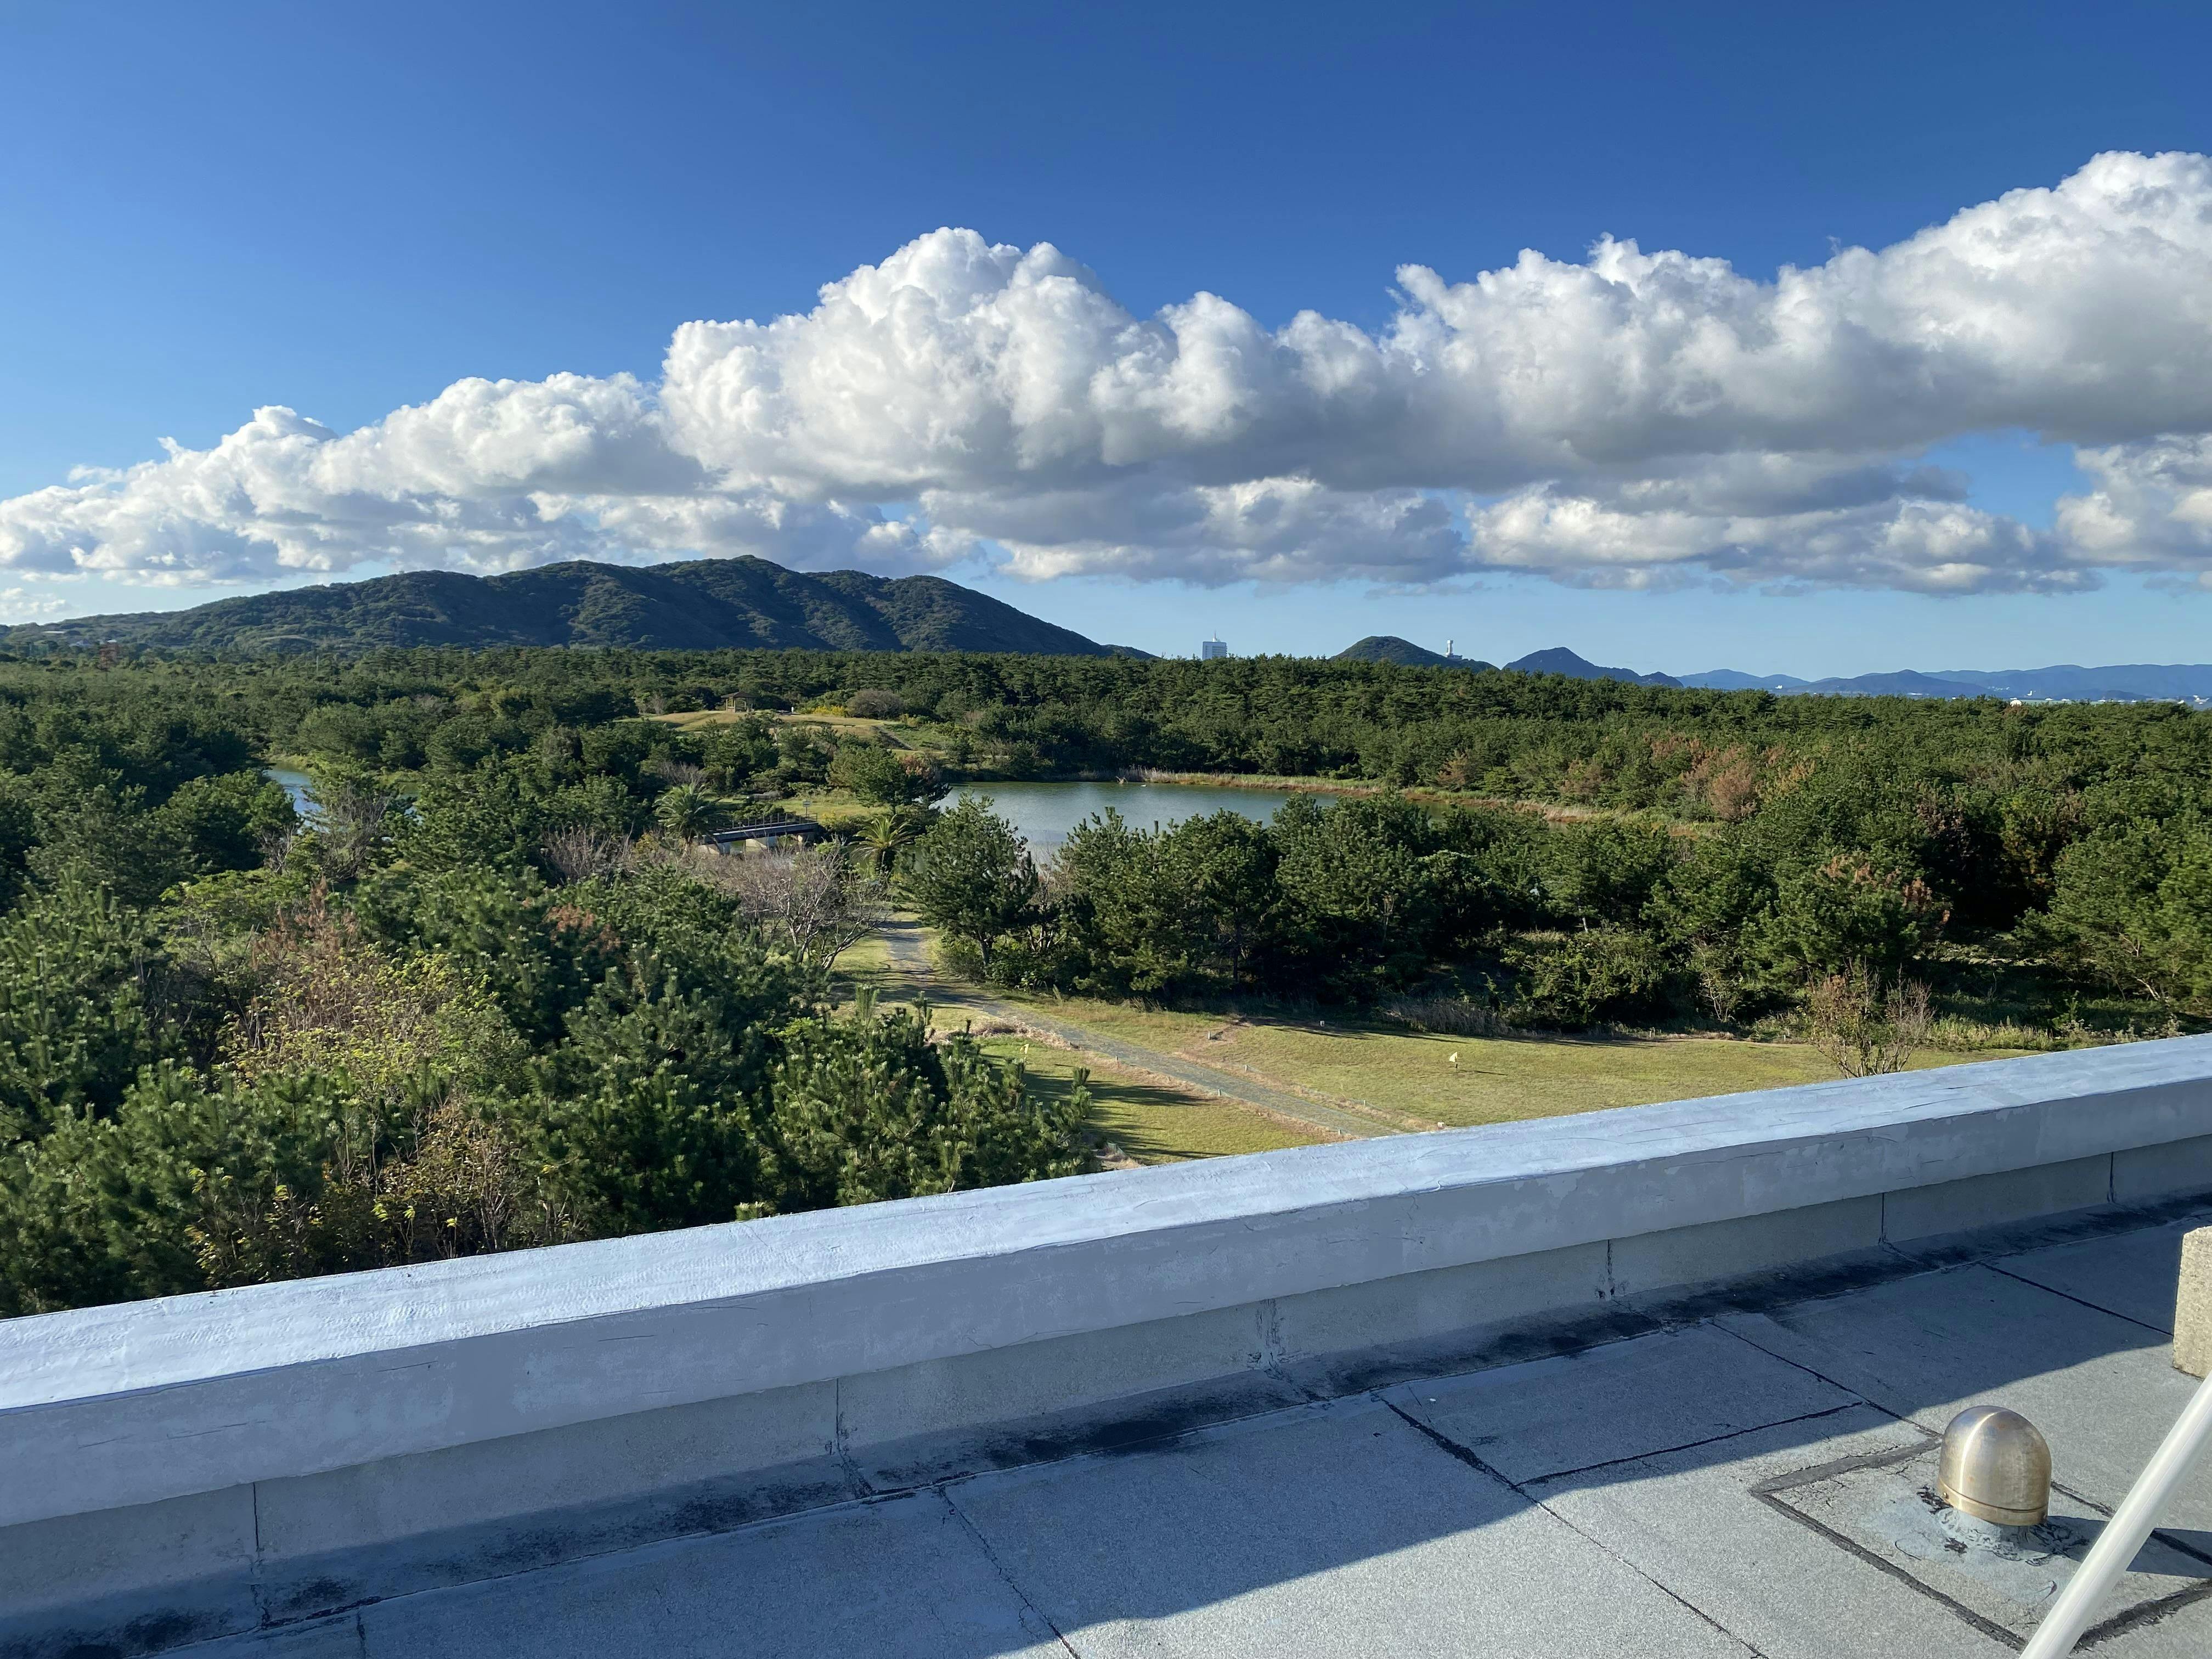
left=1201, top=636, right=1228, bottom=659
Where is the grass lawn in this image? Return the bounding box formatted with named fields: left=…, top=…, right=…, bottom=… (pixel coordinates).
left=648, top=708, right=921, bottom=745
left=830, top=930, right=895, bottom=978
left=992, top=989, right=2037, bottom=1129
left=837, top=937, right=1324, bottom=1164
left=974, top=1035, right=1326, bottom=1165
left=843, top=921, right=2040, bottom=1157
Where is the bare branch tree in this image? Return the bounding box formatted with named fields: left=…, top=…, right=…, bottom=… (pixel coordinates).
left=1803, top=963, right=1933, bottom=1076
left=541, top=825, right=634, bottom=883
left=706, top=843, right=889, bottom=970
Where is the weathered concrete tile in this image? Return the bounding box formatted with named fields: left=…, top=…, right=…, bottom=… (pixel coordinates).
left=356, top=1490, right=1061, bottom=1658
left=1386, top=1323, right=1858, bottom=1486
left=1769, top=1442, right=2210, bottom=1642
left=1882, top=1156, right=2112, bottom=1244
left=1609, top=1197, right=1885, bottom=1300
left=255, top=1380, right=837, bottom=1561
left=850, top=1368, right=1304, bottom=1492
left=1525, top=1408, right=2014, bottom=1659
left=168, top=1612, right=364, bottom=1657
left=2114, top=1133, right=2212, bottom=1206
left=1721, top=1264, right=2210, bottom=1528
left=838, top=1302, right=1267, bottom=1454
left=1272, top=1240, right=1611, bottom=1368
left=0, top=1485, right=258, bottom=1659
left=951, top=1393, right=1753, bottom=1657
left=1996, top=1220, right=2192, bottom=1334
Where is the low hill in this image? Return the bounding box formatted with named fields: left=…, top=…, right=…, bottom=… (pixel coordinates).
left=4, top=557, right=1134, bottom=657
left=1926, top=664, right=2212, bottom=702
left=1681, top=664, right=2202, bottom=702
left=1792, top=668, right=2008, bottom=699
left=1333, top=636, right=1495, bottom=670
left=1677, top=669, right=1812, bottom=692
left=1505, top=647, right=1683, bottom=689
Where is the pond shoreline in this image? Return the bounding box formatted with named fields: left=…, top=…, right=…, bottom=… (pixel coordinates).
left=959, top=766, right=1624, bottom=826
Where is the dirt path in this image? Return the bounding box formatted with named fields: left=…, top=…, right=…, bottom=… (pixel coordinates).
left=876, top=921, right=1391, bottom=1142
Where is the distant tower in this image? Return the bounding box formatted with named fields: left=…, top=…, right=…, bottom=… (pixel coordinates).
left=1446, top=639, right=1455, bottom=661
left=1201, top=636, right=1229, bottom=660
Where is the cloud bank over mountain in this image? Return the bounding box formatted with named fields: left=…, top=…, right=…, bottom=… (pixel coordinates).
left=8, top=150, right=2212, bottom=596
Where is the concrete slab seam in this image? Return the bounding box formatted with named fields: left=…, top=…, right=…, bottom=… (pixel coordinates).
left=1708, top=1312, right=1926, bottom=1431
left=1704, top=1296, right=2212, bottom=1649
left=261, top=1488, right=930, bottom=1651
left=1750, top=1440, right=2212, bottom=1652
left=1516, top=1400, right=1869, bottom=1488
left=935, top=1486, right=1081, bottom=1657
left=1746, top=1471, right=2018, bottom=1649
left=830, top=1376, right=874, bottom=1499
left=1377, top=1397, right=1768, bottom=1657
left=1978, top=1259, right=2177, bottom=1338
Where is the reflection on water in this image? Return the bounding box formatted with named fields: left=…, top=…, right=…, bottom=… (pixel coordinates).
left=266, top=768, right=314, bottom=814
left=259, top=769, right=1327, bottom=850
left=950, top=780, right=1334, bottom=850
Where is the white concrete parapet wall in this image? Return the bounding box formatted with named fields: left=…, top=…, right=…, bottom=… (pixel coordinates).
left=8, top=1036, right=2212, bottom=1653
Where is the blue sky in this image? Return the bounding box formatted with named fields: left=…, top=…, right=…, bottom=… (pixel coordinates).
left=5, top=1, right=2212, bottom=674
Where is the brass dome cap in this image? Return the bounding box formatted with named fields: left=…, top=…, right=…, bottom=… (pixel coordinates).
left=1938, top=1404, right=2052, bottom=1527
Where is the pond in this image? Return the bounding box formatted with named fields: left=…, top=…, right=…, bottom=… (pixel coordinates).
left=949, top=779, right=1336, bottom=851
left=261, top=768, right=1333, bottom=853
left=266, top=768, right=314, bottom=812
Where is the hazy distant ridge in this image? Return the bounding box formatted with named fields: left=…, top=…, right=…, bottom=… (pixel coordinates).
left=1338, top=639, right=2212, bottom=703
left=1678, top=662, right=2212, bottom=702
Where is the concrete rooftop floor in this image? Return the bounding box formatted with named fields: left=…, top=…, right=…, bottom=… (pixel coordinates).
left=186, top=1212, right=2212, bottom=1658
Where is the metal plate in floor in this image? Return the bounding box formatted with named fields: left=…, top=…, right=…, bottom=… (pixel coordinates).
left=1757, top=1442, right=2212, bottom=1645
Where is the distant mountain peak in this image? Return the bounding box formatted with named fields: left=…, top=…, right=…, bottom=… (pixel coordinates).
left=1505, top=647, right=1682, bottom=689
left=1333, top=636, right=1494, bottom=670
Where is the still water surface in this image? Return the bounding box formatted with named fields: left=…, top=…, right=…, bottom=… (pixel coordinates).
left=267, top=768, right=314, bottom=812
left=266, top=769, right=1328, bottom=851
left=950, top=780, right=1332, bottom=850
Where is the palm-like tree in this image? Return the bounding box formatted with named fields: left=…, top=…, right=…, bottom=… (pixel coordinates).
left=654, top=781, right=730, bottom=842
left=853, top=808, right=924, bottom=874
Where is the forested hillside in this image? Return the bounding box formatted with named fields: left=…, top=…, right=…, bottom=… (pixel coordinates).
left=2, top=557, right=1125, bottom=656
left=2, top=641, right=2208, bottom=1317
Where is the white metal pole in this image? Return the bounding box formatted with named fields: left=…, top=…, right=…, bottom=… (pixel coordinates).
left=2021, top=1368, right=2212, bottom=1658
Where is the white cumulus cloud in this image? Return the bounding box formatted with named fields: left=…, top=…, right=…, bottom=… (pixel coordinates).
left=9, top=150, right=2212, bottom=596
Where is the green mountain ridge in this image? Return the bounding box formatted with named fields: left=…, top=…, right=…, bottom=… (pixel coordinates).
left=5, top=558, right=1138, bottom=657
left=1334, top=635, right=1496, bottom=670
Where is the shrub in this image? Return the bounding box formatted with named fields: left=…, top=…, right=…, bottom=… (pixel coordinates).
left=1802, top=964, right=1933, bottom=1076
left=1506, top=928, right=1674, bottom=1029
left=765, top=1003, right=1084, bottom=1210
left=1381, top=995, right=1509, bottom=1037
left=844, top=689, right=905, bottom=719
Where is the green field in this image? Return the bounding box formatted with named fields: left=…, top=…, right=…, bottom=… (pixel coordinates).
left=973, top=1036, right=1325, bottom=1165
left=994, top=989, right=2034, bottom=1128
left=842, top=923, right=2039, bottom=1161
left=842, top=931, right=1328, bottom=1164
